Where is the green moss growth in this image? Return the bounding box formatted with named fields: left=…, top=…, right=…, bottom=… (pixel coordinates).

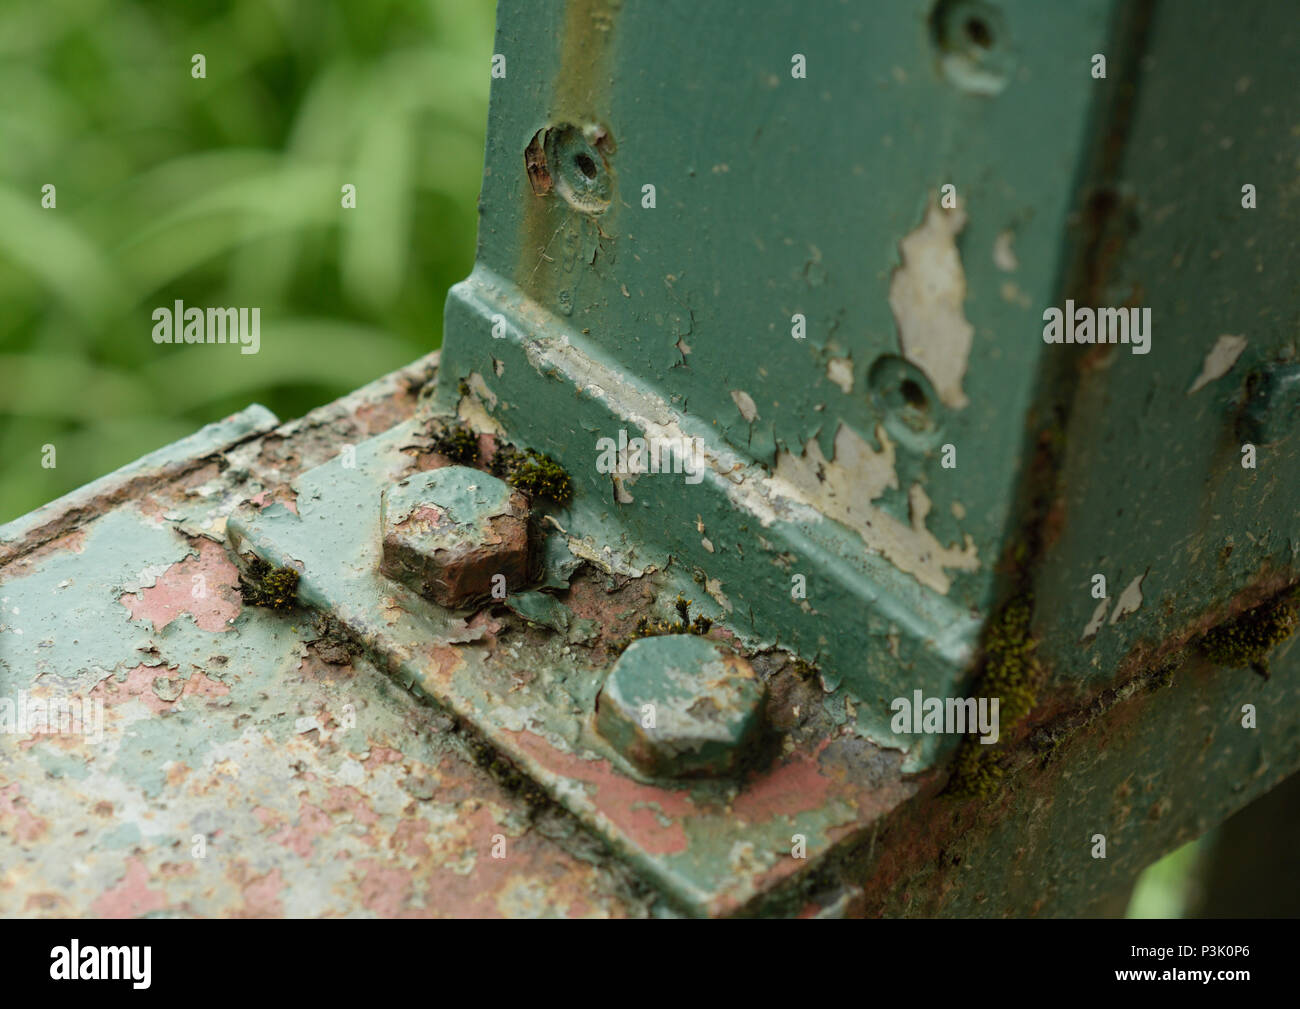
left=611, top=594, right=714, bottom=654
left=789, top=657, right=820, bottom=682
left=239, top=556, right=299, bottom=612
left=977, top=596, right=1044, bottom=726
left=465, top=732, right=549, bottom=808
left=945, top=596, right=1044, bottom=799
left=430, top=423, right=480, bottom=464
left=1198, top=591, right=1299, bottom=679
left=490, top=444, right=573, bottom=506
left=946, top=740, right=1007, bottom=800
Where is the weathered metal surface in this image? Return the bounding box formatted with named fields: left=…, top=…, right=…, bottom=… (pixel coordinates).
left=594, top=635, right=767, bottom=779
left=379, top=466, right=532, bottom=608
left=827, top=0, right=1300, bottom=914
left=843, top=644, right=1300, bottom=917
left=227, top=413, right=918, bottom=915
left=433, top=0, right=1125, bottom=765
left=0, top=357, right=650, bottom=918
left=5, top=0, right=1300, bottom=920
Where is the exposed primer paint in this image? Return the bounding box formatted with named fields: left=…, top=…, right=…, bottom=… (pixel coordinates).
left=772, top=423, right=978, bottom=594
left=513, top=315, right=820, bottom=533
left=1109, top=573, right=1146, bottom=625
left=1188, top=335, right=1247, bottom=394
left=1082, top=597, right=1110, bottom=639
left=467, top=371, right=498, bottom=409
left=704, top=576, right=733, bottom=613
left=776, top=421, right=897, bottom=502
left=826, top=357, right=854, bottom=394
left=456, top=372, right=506, bottom=436
left=993, top=230, right=1018, bottom=272
left=541, top=516, right=650, bottom=577
left=888, top=199, right=973, bottom=409
left=730, top=389, right=758, bottom=422
left=503, top=281, right=976, bottom=594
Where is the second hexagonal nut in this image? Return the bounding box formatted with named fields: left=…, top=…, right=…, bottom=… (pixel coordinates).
left=380, top=466, right=530, bottom=609
left=596, top=634, right=768, bottom=779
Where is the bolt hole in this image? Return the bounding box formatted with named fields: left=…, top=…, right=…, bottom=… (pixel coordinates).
left=900, top=379, right=928, bottom=410
left=964, top=16, right=993, bottom=48
left=574, top=153, right=598, bottom=179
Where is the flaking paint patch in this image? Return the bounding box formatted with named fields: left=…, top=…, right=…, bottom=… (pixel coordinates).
left=456, top=372, right=506, bottom=436
left=826, top=357, right=854, bottom=394
left=888, top=200, right=973, bottom=408
left=730, top=390, right=758, bottom=422
left=772, top=422, right=978, bottom=593
left=1188, top=335, right=1247, bottom=394
left=119, top=539, right=241, bottom=633
left=1110, top=573, right=1146, bottom=625
left=993, top=229, right=1019, bottom=272
left=91, top=856, right=168, bottom=918
left=500, top=279, right=979, bottom=613
left=1082, top=597, right=1110, bottom=639
left=705, top=576, right=733, bottom=613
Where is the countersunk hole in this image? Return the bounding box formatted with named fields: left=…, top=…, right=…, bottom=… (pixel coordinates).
left=964, top=16, right=993, bottom=48
left=900, top=379, right=928, bottom=410
left=540, top=123, right=614, bottom=213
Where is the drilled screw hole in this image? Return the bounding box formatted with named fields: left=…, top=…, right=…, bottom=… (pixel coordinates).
left=574, top=153, right=598, bottom=179
left=900, top=379, right=928, bottom=410
left=964, top=16, right=993, bottom=48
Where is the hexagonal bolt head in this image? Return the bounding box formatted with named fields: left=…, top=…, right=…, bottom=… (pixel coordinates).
left=380, top=466, right=531, bottom=609
left=595, top=635, right=768, bottom=779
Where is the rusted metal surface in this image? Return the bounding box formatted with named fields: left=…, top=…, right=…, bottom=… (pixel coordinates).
left=226, top=410, right=921, bottom=916
left=379, top=467, right=532, bottom=609
left=434, top=0, right=1125, bottom=769
left=594, top=635, right=768, bottom=780
left=0, top=356, right=650, bottom=918
left=5, top=0, right=1300, bottom=919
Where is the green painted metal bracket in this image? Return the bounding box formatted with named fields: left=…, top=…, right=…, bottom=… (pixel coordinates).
left=432, top=0, right=1124, bottom=765
left=221, top=0, right=1300, bottom=914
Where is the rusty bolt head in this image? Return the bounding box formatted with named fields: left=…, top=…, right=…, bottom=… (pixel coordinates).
left=595, top=635, right=768, bottom=779
left=379, top=466, right=530, bottom=609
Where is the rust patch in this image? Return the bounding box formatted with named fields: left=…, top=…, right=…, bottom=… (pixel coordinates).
left=4, top=529, right=87, bottom=577
left=506, top=729, right=693, bottom=855
left=0, top=783, right=49, bottom=844
left=732, top=753, right=834, bottom=823
left=525, top=129, right=553, bottom=195
left=90, top=664, right=230, bottom=715
left=120, top=538, right=242, bottom=632
left=90, top=857, right=168, bottom=918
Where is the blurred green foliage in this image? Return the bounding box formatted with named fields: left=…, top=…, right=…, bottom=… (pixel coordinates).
left=1126, top=836, right=1208, bottom=918
left=0, top=0, right=497, bottom=522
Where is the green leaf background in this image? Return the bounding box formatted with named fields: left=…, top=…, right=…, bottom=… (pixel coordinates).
left=0, top=0, right=496, bottom=521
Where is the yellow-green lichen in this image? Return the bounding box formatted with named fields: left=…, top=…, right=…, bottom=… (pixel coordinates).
left=239, top=556, right=299, bottom=612
left=1197, top=590, right=1299, bottom=679
left=947, top=741, right=1006, bottom=800
left=977, top=596, right=1044, bottom=726
left=611, top=595, right=714, bottom=655
left=945, top=596, right=1045, bottom=799
left=430, top=423, right=480, bottom=465
left=490, top=444, right=573, bottom=506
